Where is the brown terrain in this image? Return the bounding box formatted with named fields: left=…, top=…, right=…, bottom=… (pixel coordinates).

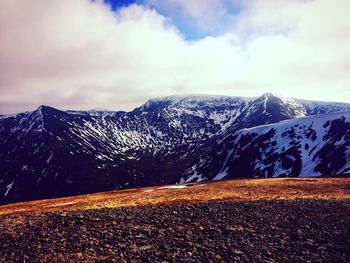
left=1, top=178, right=350, bottom=262
left=1, top=177, right=349, bottom=216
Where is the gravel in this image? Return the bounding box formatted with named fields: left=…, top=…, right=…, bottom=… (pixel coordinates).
left=0, top=199, right=349, bottom=262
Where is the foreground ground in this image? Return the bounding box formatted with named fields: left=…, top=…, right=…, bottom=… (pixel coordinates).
left=0, top=178, right=349, bottom=262
left=0, top=199, right=349, bottom=262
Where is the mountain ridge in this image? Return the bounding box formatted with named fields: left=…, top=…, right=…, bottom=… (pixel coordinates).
left=4, top=92, right=350, bottom=117
left=1, top=93, right=350, bottom=204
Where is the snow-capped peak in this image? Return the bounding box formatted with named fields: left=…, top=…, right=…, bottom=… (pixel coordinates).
left=1, top=93, right=350, bottom=204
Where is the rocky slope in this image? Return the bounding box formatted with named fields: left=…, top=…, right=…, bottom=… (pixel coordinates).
left=1, top=200, right=349, bottom=262
left=1, top=93, right=350, bottom=204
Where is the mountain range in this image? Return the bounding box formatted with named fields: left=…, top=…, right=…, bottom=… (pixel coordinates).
left=1, top=93, right=350, bottom=204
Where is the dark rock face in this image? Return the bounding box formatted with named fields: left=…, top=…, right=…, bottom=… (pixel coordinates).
left=1, top=94, right=350, bottom=204
left=232, top=93, right=304, bottom=130
left=0, top=200, right=349, bottom=262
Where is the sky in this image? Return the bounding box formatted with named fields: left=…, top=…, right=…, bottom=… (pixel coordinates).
left=0, top=0, right=350, bottom=114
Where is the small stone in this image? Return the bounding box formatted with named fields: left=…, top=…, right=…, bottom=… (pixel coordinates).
left=232, top=249, right=243, bottom=256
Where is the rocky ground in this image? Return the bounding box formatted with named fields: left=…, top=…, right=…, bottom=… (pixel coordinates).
left=0, top=199, right=349, bottom=262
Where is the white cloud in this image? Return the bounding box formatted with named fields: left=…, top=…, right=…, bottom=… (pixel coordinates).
left=0, top=0, right=350, bottom=114
left=147, top=0, right=227, bottom=34
left=146, top=0, right=245, bottom=37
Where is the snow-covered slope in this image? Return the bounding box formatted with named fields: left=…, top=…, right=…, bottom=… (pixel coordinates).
left=180, top=111, right=350, bottom=183
left=1, top=93, right=350, bottom=204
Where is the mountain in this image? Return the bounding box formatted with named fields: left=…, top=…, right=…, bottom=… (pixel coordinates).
left=1, top=93, right=350, bottom=204
left=179, top=111, right=350, bottom=183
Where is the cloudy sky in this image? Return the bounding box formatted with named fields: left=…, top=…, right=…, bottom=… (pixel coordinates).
left=1, top=0, right=349, bottom=114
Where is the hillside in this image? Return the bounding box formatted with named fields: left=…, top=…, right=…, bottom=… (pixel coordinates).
left=1, top=177, right=349, bottom=216
left=180, top=111, right=350, bottom=182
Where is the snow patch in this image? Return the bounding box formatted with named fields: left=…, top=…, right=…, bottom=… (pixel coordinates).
left=47, top=201, right=77, bottom=207
left=12, top=208, right=26, bottom=212
left=4, top=182, right=14, bottom=196
left=213, top=168, right=229, bottom=181
left=46, top=152, right=54, bottom=164
left=213, top=149, right=234, bottom=180
left=159, top=185, right=188, bottom=189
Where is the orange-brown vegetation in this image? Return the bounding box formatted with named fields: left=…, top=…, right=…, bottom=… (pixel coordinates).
left=1, top=177, right=349, bottom=216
